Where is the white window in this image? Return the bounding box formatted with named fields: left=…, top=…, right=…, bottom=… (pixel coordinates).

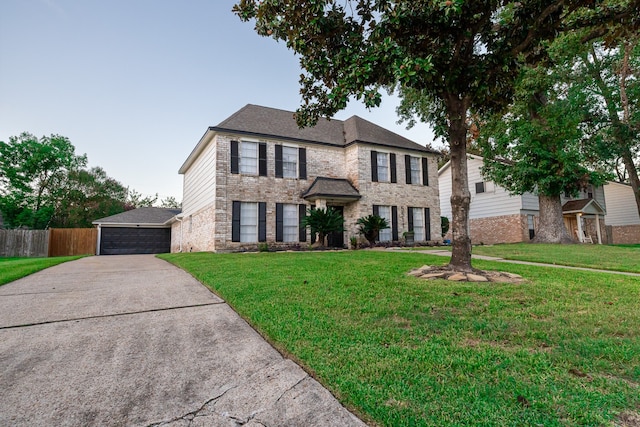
left=240, top=202, right=258, bottom=242
left=410, top=157, right=421, bottom=184
left=412, top=208, right=425, bottom=241
left=377, top=152, right=389, bottom=182
left=283, top=204, right=299, bottom=242
left=378, top=206, right=392, bottom=242
left=282, top=146, right=298, bottom=178
left=240, top=141, right=258, bottom=175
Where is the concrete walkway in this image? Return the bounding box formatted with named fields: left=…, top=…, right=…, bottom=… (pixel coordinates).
left=0, top=255, right=366, bottom=427
left=402, top=248, right=640, bottom=277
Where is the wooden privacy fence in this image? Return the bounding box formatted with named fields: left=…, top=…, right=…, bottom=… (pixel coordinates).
left=48, top=228, right=97, bottom=257
left=0, top=229, right=49, bottom=257
left=0, top=228, right=97, bottom=257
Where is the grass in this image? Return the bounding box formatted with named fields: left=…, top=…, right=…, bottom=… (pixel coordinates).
left=470, top=243, right=640, bottom=273
left=0, top=256, right=83, bottom=286
left=160, top=250, right=640, bottom=427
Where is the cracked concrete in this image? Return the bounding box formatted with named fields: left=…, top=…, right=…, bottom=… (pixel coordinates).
left=0, top=255, right=366, bottom=427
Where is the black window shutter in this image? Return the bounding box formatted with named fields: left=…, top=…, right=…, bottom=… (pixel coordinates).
left=299, top=147, right=307, bottom=179
left=405, top=155, right=412, bottom=184
left=390, top=153, right=397, bottom=183
left=259, top=143, right=267, bottom=176
left=275, top=145, right=283, bottom=178
left=392, top=206, right=398, bottom=241
left=422, top=157, right=429, bottom=186
left=425, top=208, right=431, bottom=240
left=408, top=207, right=414, bottom=232
left=371, top=150, right=378, bottom=182
left=231, top=141, right=239, bottom=174
left=373, top=205, right=379, bottom=216
left=275, top=203, right=284, bottom=242
left=258, top=202, right=267, bottom=242
left=299, top=204, right=307, bottom=242
left=232, top=201, right=241, bottom=242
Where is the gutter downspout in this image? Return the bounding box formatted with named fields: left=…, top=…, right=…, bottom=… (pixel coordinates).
left=96, top=224, right=101, bottom=255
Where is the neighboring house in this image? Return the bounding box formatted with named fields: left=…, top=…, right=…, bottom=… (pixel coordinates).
left=439, top=154, right=607, bottom=245
left=171, top=104, right=441, bottom=252
left=603, top=181, right=640, bottom=244
left=93, top=207, right=181, bottom=255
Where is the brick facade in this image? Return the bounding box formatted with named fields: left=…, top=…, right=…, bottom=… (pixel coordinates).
left=469, top=214, right=529, bottom=245
left=173, top=134, right=441, bottom=252
left=608, top=225, right=640, bottom=244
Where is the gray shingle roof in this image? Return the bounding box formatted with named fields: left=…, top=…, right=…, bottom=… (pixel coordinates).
left=301, top=177, right=361, bottom=201
left=213, top=104, right=434, bottom=152
left=93, top=207, right=181, bottom=226
left=562, top=199, right=605, bottom=215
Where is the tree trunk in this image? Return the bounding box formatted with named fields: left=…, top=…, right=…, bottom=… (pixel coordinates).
left=621, top=150, right=640, bottom=219
left=446, top=97, right=473, bottom=271
left=532, top=194, right=574, bottom=243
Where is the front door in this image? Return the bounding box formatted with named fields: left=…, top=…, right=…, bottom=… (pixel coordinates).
left=327, top=206, right=345, bottom=248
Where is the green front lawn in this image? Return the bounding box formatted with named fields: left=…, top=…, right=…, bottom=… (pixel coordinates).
left=0, top=256, right=83, bottom=286
left=160, top=251, right=640, bottom=427
left=471, top=243, right=640, bottom=273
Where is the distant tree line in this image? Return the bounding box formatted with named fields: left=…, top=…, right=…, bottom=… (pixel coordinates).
left=0, top=132, right=180, bottom=229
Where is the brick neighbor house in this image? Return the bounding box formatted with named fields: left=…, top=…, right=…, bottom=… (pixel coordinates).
left=438, top=154, right=608, bottom=245
left=171, top=104, right=442, bottom=252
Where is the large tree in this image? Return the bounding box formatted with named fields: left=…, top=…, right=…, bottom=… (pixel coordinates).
left=0, top=132, right=87, bottom=228
left=234, top=0, right=638, bottom=271
left=51, top=167, right=129, bottom=228
left=478, top=47, right=611, bottom=243
left=577, top=36, right=640, bottom=216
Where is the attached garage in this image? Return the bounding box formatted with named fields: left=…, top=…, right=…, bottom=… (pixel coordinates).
left=93, top=207, right=180, bottom=255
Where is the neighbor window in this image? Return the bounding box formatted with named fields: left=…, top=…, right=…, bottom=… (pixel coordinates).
left=378, top=205, right=392, bottom=242
left=240, top=141, right=258, bottom=175
left=240, top=202, right=258, bottom=242
left=475, top=182, right=485, bottom=194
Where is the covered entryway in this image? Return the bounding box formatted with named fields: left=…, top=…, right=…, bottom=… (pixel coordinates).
left=562, top=199, right=606, bottom=244
left=93, top=207, right=181, bottom=255
left=301, top=177, right=361, bottom=248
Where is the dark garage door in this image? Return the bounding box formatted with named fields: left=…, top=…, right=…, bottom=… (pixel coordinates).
left=100, top=227, right=171, bottom=255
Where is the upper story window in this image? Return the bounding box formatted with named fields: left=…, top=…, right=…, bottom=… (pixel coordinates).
left=276, top=144, right=307, bottom=179
left=475, top=181, right=494, bottom=194
left=371, top=150, right=396, bottom=183
left=240, top=141, right=258, bottom=174
left=231, top=140, right=267, bottom=176
left=282, top=146, right=298, bottom=178
left=377, top=152, right=389, bottom=181
left=410, top=157, right=421, bottom=184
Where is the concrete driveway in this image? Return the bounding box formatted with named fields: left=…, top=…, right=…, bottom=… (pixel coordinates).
left=0, top=255, right=366, bottom=427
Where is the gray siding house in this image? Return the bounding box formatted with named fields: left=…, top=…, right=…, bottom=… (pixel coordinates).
left=439, top=154, right=608, bottom=244
left=172, top=104, right=442, bottom=252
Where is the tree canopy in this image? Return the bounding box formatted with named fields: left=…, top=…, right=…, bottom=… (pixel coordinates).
left=234, top=0, right=639, bottom=270
left=0, top=132, right=179, bottom=229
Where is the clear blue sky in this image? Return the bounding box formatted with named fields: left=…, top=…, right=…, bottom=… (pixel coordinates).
left=0, top=0, right=437, bottom=201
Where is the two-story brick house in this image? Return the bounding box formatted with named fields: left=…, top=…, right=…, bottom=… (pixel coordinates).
left=171, top=104, right=441, bottom=252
